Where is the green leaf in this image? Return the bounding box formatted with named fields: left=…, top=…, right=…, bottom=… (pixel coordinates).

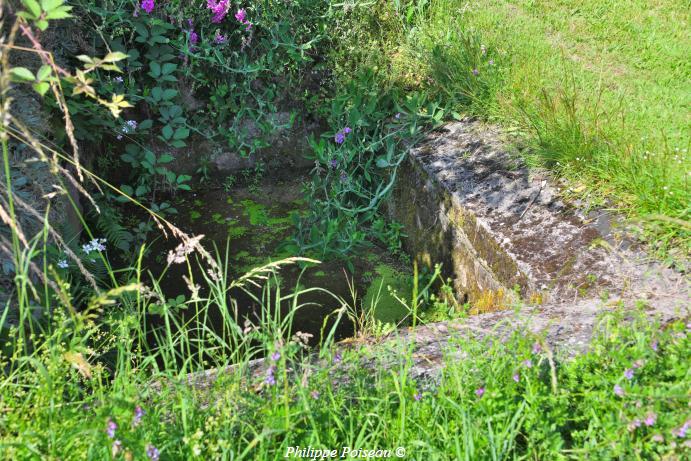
left=133, top=22, right=149, bottom=39
left=173, top=127, right=189, bottom=140
left=102, top=51, right=128, bottom=63
left=161, top=125, right=173, bottom=140
left=40, top=0, right=63, bottom=11
left=161, top=63, right=177, bottom=75
left=36, top=65, right=52, bottom=81
left=135, top=185, right=148, bottom=196
left=32, top=81, right=50, bottom=96
left=144, top=150, right=156, bottom=165
left=120, top=184, right=134, bottom=196
left=21, top=0, right=41, bottom=18
left=138, top=119, right=153, bottom=130
left=45, top=5, right=72, bottom=20
left=151, top=87, right=163, bottom=101
left=158, top=153, right=174, bottom=164
left=149, top=62, right=161, bottom=78
left=10, top=67, right=35, bottom=82
left=162, top=89, right=177, bottom=100
left=36, top=19, right=49, bottom=31
left=375, top=157, right=390, bottom=168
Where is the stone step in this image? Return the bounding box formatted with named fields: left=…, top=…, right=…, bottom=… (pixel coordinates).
left=387, top=119, right=687, bottom=310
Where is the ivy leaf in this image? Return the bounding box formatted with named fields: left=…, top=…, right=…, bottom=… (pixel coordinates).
left=161, top=125, right=173, bottom=140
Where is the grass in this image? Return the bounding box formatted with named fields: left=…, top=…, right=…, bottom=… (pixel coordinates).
left=1, top=240, right=689, bottom=459
left=330, top=0, right=689, bottom=260
left=2, top=1, right=690, bottom=460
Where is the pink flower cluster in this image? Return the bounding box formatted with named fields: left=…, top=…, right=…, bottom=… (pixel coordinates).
left=207, top=0, right=230, bottom=23
left=141, top=0, right=155, bottom=14
left=235, top=8, right=252, bottom=31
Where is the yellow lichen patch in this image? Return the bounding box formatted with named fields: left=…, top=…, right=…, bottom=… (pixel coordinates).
left=528, top=291, right=547, bottom=305
left=470, top=287, right=508, bottom=314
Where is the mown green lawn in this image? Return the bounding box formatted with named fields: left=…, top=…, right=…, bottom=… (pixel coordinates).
left=362, top=0, right=689, bottom=259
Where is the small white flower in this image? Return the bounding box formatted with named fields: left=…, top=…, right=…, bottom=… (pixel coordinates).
left=83, top=238, right=107, bottom=254
left=57, top=259, right=68, bottom=269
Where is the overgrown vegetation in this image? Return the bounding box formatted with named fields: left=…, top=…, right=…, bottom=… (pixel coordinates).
left=0, top=0, right=689, bottom=459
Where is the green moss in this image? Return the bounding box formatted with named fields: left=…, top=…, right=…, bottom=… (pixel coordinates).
left=239, top=199, right=271, bottom=226
left=227, top=224, right=247, bottom=239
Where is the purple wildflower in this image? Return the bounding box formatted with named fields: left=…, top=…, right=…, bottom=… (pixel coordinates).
left=645, top=412, right=657, bottom=427
left=189, top=30, right=199, bottom=45
left=207, top=0, right=230, bottom=23
left=624, top=368, right=634, bottom=380
left=235, top=8, right=252, bottom=30
left=334, top=132, right=345, bottom=144
left=532, top=342, right=542, bottom=354
left=395, top=112, right=402, bottom=119
left=333, top=352, right=342, bottom=364
left=133, top=406, right=144, bottom=427
left=329, top=158, right=338, bottom=169
left=271, top=351, right=281, bottom=362
left=414, top=391, right=422, bottom=401
left=613, top=384, right=625, bottom=397
left=310, top=390, right=320, bottom=400
left=214, top=32, right=228, bottom=44
left=512, top=373, right=520, bottom=383
left=343, top=127, right=352, bottom=134
left=651, top=339, right=658, bottom=352
left=489, top=59, right=495, bottom=65
left=141, top=0, right=154, bottom=14
left=652, top=434, right=664, bottom=442
left=339, top=171, right=348, bottom=183
left=264, top=365, right=276, bottom=386
left=628, top=418, right=642, bottom=432
left=475, top=387, right=485, bottom=398
left=522, top=359, right=533, bottom=368
left=672, top=420, right=690, bottom=438
left=472, top=68, right=479, bottom=76
left=146, top=444, right=160, bottom=461
left=106, top=418, right=117, bottom=438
